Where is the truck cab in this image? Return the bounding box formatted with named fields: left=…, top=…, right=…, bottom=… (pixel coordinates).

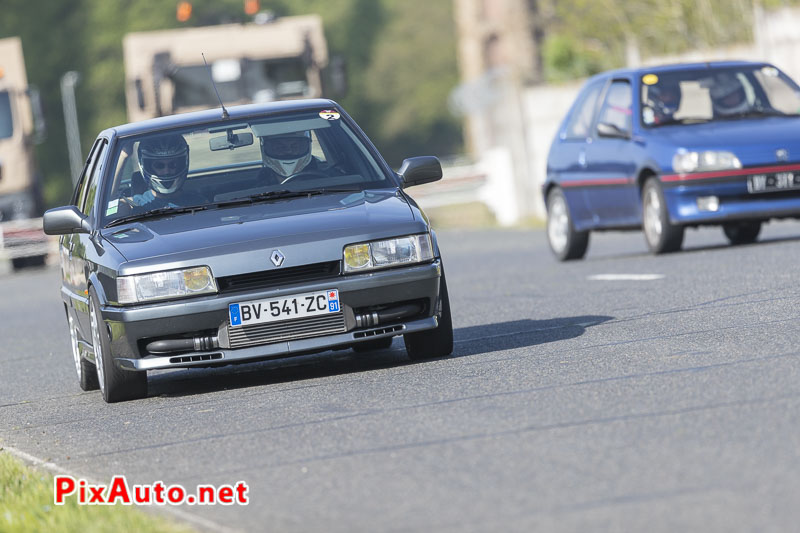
left=123, top=15, right=337, bottom=122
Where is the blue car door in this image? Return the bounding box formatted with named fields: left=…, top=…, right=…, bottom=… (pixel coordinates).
left=583, top=79, right=640, bottom=226
left=548, top=79, right=605, bottom=229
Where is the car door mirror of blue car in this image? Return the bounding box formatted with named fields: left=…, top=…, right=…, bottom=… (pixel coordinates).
left=597, top=122, right=631, bottom=139
left=43, top=205, right=91, bottom=235
left=397, top=156, right=443, bottom=188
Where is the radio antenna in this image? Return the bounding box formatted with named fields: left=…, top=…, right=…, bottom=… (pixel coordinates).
left=202, top=53, right=229, bottom=119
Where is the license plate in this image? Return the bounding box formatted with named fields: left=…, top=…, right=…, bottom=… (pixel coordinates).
left=229, top=289, right=340, bottom=327
left=747, top=172, right=800, bottom=193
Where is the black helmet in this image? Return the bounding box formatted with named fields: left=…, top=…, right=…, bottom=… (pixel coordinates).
left=138, top=134, right=189, bottom=195
left=648, top=80, right=682, bottom=117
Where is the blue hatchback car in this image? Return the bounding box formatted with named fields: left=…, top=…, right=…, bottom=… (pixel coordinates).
left=545, top=61, right=800, bottom=259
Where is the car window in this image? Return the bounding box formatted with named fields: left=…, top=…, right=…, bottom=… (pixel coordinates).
left=641, top=65, right=800, bottom=126
left=564, top=82, right=603, bottom=139
left=74, top=139, right=103, bottom=208
left=81, top=140, right=108, bottom=217
left=598, top=80, right=632, bottom=135
left=101, top=109, right=393, bottom=226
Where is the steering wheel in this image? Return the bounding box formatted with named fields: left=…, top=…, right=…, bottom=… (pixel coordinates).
left=280, top=170, right=330, bottom=185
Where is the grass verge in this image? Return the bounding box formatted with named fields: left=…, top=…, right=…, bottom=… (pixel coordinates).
left=0, top=450, right=194, bottom=533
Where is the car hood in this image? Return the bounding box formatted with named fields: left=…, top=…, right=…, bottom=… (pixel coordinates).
left=103, top=189, right=426, bottom=277
left=648, top=116, right=800, bottom=166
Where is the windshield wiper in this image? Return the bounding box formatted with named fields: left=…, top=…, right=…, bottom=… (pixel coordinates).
left=106, top=204, right=212, bottom=228
left=729, top=108, right=794, bottom=119
left=215, top=188, right=365, bottom=208
left=652, top=116, right=712, bottom=127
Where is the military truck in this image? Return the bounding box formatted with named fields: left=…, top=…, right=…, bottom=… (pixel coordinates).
left=0, top=37, right=49, bottom=269
left=123, top=14, right=343, bottom=122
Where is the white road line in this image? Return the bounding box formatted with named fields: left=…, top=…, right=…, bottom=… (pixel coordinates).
left=1, top=443, right=240, bottom=533
left=587, top=274, right=665, bottom=281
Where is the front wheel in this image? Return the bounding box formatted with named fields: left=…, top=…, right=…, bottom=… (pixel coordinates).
left=89, top=288, right=147, bottom=403
left=642, top=178, right=684, bottom=254
left=67, top=311, right=99, bottom=391
left=546, top=188, right=589, bottom=261
left=723, top=221, right=761, bottom=245
left=404, top=268, right=454, bottom=361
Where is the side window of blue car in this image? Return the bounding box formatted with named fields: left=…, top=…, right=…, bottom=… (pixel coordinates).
left=564, top=81, right=603, bottom=140
left=597, top=80, right=633, bottom=136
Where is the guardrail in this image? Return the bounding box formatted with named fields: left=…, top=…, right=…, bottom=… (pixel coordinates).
left=0, top=217, right=55, bottom=270
left=410, top=147, right=520, bottom=226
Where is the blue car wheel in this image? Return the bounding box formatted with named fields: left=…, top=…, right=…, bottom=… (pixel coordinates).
left=546, top=188, right=589, bottom=261
left=642, top=178, right=684, bottom=254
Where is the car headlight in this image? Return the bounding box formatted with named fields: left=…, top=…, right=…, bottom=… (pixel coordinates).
left=116, top=266, right=217, bottom=304
left=672, top=150, right=742, bottom=174
left=343, top=234, right=433, bottom=273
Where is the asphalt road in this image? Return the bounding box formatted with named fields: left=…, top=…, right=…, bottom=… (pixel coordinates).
left=3, top=223, right=800, bottom=532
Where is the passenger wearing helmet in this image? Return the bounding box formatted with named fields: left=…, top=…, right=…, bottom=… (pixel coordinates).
left=646, top=80, right=682, bottom=124
left=121, top=134, right=204, bottom=211
left=710, top=74, right=750, bottom=116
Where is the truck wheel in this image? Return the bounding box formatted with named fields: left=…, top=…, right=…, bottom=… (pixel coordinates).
left=352, top=336, right=394, bottom=353
left=89, top=287, right=147, bottom=403
left=404, top=268, right=454, bottom=361
left=68, top=311, right=99, bottom=391
left=723, top=221, right=761, bottom=245
left=642, top=178, right=684, bottom=254
left=546, top=188, right=589, bottom=261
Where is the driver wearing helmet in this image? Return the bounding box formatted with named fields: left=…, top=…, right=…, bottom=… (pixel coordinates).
left=710, top=74, right=750, bottom=116
left=256, top=130, right=332, bottom=185
left=121, top=133, right=204, bottom=211
left=646, top=80, right=681, bottom=124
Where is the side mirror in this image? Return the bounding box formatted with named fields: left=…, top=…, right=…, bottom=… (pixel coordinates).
left=597, top=122, right=630, bottom=139
left=43, top=205, right=91, bottom=235
left=397, top=156, right=443, bottom=188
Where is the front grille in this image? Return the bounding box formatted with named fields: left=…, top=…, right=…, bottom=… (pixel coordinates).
left=217, top=261, right=341, bottom=293
left=228, top=313, right=346, bottom=349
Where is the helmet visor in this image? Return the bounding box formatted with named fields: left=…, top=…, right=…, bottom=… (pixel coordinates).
left=143, top=154, right=188, bottom=179
left=261, top=136, right=312, bottom=159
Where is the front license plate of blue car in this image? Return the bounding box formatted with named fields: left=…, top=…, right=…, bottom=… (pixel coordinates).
left=229, top=289, right=340, bottom=327
left=747, top=172, right=800, bottom=194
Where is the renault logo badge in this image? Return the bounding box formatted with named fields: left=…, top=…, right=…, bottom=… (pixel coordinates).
left=776, top=149, right=789, bottom=162
left=270, top=250, right=285, bottom=267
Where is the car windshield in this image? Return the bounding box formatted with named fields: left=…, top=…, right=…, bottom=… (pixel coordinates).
left=100, top=109, right=393, bottom=227
left=641, top=65, right=800, bottom=127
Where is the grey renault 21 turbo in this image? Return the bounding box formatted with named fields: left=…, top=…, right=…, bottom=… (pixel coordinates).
left=43, top=99, right=453, bottom=402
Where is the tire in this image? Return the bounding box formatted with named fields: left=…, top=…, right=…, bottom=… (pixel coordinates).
left=352, top=336, right=394, bottom=353
left=546, top=188, right=589, bottom=261
left=67, top=310, right=99, bottom=391
left=404, top=268, right=454, bottom=361
left=723, top=221, right=761, bottom=245
left=89, top=288, right=147, bottom=403
left=642, top=178, right=684, bottom=254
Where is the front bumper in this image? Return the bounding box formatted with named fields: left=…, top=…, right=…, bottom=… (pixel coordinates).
left=663, top=178, right=800, bottom=225
left=104, top=260, right=442, bottom=371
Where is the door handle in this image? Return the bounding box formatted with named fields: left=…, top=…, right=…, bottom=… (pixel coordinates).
left=578, top=150, right=587, bottom=168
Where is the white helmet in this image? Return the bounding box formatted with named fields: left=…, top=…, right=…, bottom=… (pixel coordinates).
left=710, top=75, right=749, bottom=116
left=260, top=131, right=312, bottom=178
left=138, top=134, right=189, bottom=195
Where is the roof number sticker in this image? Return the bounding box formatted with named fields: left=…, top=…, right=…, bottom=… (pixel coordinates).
left=762, top=66, right=779, bottom=77
left=319, top=109, right=340, bottom=120
left=642, top=74, right=659, bottom=85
